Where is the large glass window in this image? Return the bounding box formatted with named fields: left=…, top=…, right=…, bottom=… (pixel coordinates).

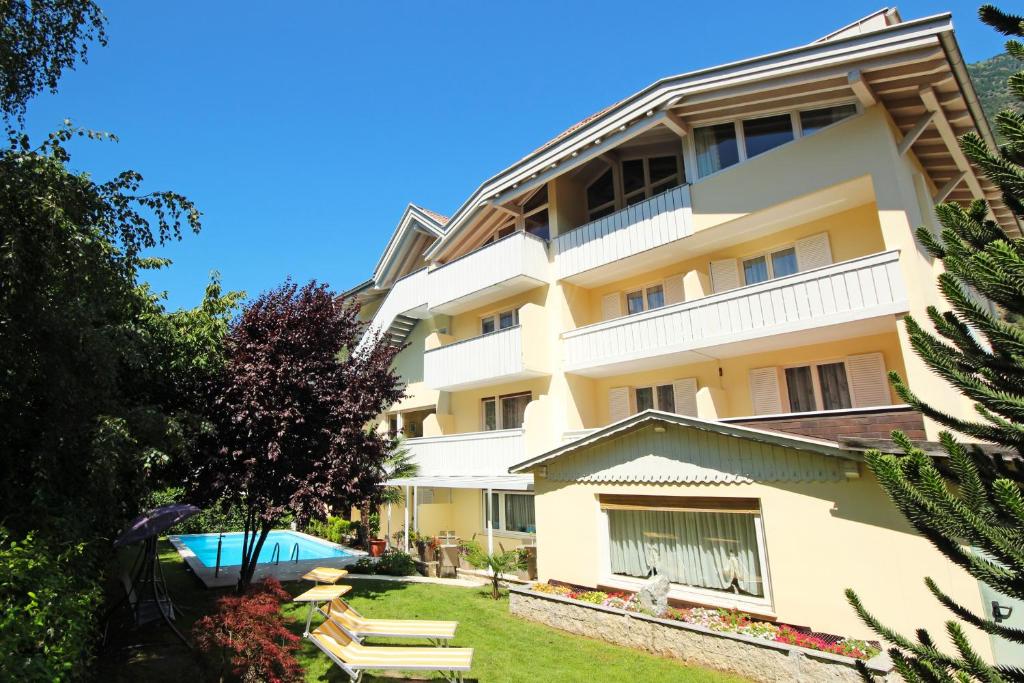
left=482, top=391, right=531, bottom=430
left=742, top=114, right=794, bottom=158
left=800, top=104, right=857, bottom=135
left=743, top=246, right=800, bottom=285
left=607, top=506, right=764, bottom=597
left=784, top=361, right=853, bottom=413
left=485, top=492, right=536, bottom=534
left=522, top=186, right=549, bottom=240
left=586, top=169, right=616, bottom=221
left=694, top=123, right=740, bottom=177
left=633, top=384, right=674, bottom=413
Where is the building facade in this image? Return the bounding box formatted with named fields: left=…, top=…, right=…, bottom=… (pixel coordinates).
left=348, top=8, right=1020, bottom=663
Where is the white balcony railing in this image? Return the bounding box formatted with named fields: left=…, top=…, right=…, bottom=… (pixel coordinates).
left=428, top=231, right=549, bottom=315
left=404, top=429, right=525, bottom=477
left=562, top=250, right=907, bottom=376
left=554, top=184, right=693, bottom=283
left=424, top=325, right=546, bottom=391
left=359, top=267, right=429, bottom=349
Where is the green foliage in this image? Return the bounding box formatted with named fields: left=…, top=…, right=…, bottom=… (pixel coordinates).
left=350, top=549, right=418, bottom=576
left=0, top=0, right=107, bottom=123
left=305, top=516, right=352, bottom=544
left=0, top=528, right=103, bottom=681
left=460, top=537, right=526, bottom=599
left=144, top=487, right=247, bottom=535
left=847, top=6, right=1024, bottom=680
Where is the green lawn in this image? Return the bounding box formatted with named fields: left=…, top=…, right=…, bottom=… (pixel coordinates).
left=100, top=541, right=748, bottom=682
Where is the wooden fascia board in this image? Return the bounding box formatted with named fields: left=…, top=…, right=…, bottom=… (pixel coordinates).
left=426, top=15, right=953, bottom=261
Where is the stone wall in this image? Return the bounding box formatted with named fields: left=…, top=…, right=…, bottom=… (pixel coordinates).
left=509, top=588, right=896, bottom=683
left=727, top=406, right=926, bottom=441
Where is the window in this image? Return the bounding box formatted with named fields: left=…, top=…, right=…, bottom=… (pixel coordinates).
left=523, top=185, right=549, bottom=240
left=604, top=497, right=766, bottom=599
left=482, top=391, right=531, bottom=430
left=387, top=415, right=398, bottom=438
left=742, top=114, right=794, bottom=158
left=586, top=169, right=616, bottom=221
left=742, top=246, right=799, bottom=285
left=625, top=284, right=666, bottom=315
left=694, top=123, right=740, bottom=176
left=484, top=491, right=536, bottom=534
left=622, top=155, right=681, bottom=206
left=694, top=102, right=857, bottom=178
left=480, top=308, right=518, bottom=335
left=784, top=361, right=852, bottom=412
left=799, top=104, right=857, bottom=135
left=634, top=384, right=674, bottom=413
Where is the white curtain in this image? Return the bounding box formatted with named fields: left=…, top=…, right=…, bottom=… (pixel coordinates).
left=694, top=126, right=722, bottom=177
left=608, top=509, right=763, bottom=596
left=505, top=494, right=535, bottom=533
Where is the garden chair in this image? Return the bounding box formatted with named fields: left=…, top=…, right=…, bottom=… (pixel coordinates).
left=307, top=617, right=473, bottom=682
left=319, top=596, right=458, bottom=644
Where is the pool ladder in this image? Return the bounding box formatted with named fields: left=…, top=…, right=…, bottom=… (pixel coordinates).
left=270, top=541, right=300, bottom=565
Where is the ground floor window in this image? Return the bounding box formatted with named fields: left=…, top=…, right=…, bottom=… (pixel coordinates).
left=484, top=491, right=536, bottom=534
left=602, top=495, right=765, bottom=598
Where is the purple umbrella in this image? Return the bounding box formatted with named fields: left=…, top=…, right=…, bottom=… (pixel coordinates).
left=114, top=503, right=201, bottom=548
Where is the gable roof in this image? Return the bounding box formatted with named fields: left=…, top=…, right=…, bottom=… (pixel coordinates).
left=371, top=204, right=447, bottom=289
left=422, top=10, right=1016, bottom=260
left=509, top=410, right=860, bottom=477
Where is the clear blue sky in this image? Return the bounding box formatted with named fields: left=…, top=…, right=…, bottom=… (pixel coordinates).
left=23, top=1, right=1008, bottom=310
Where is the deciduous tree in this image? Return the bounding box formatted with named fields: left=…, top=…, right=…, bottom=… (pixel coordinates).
left=195, top=280, right=403, bottom=590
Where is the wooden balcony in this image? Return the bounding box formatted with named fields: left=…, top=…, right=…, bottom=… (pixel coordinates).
left=404, top=429, right=526, bottom=477
left=561, top=250, right=907, bottom=376
left=428, top=232, right=549, bottom=315
left=553, top=184, right=693, bottom=286
left=424, top=325, right=548, bottom=391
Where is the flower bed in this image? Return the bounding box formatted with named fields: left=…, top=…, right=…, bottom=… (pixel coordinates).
left=512, top=584, right=895, bottom=683
left=528, top=583, right=879, bottom=660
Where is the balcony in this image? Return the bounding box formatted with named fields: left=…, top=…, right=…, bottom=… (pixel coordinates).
left=424, top=324, right=548, bottom=391
left=428, top=231, right=549, bottom=315
left=561, top=250, right=907, bottom=376
left=359, top=268, right=430, bottom=349
left=554, top=184, right=693, bottom=286
left=404, top=429, right=525, bottom=477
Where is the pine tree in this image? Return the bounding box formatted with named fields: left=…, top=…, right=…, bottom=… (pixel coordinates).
left=845, top=6, right=1024, bottom=681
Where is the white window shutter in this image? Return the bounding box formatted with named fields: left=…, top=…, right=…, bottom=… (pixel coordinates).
left=609, top=387, right=633, bottom=422
left=749, top=367, right=783, bottom=414
left=663, top=275, right=685, bottom=305
left=710, top=259, right=741, bottom=293
left=847, top=352, right=890, bottom=407
left=419, top=487, right=435, bottom=504
left=795, top=232, right=833, bottom=272
left=601, top=292, right=623, bottom=320
left=672, top=378, right=699, bottom=417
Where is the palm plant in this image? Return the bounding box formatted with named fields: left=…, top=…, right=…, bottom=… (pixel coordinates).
left=360, top=436, right=419, bottom=549
left=460, top=537, right=526, bottom=599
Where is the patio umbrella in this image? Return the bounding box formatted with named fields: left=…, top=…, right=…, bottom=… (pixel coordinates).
left=113, top=503, right=201, bottom=548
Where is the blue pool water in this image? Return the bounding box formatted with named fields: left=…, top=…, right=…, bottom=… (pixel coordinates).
left=175, top=531, right=352, bottom=568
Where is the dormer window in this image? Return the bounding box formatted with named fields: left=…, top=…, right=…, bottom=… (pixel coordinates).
left=586, top=154, right=683, bottom=221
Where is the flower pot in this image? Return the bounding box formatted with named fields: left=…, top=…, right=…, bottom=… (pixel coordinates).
left=369, top=539, right=386, bottom=557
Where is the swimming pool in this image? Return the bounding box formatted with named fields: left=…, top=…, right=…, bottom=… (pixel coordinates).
left=174, top=530, right=354, bottom=568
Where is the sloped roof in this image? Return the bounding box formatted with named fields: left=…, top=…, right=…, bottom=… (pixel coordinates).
left=509, top=410, right=859, bottom=477
left=371, top=204, right=447, bottom=288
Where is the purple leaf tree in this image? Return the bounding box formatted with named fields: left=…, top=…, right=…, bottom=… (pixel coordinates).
left=193, top=280, right=403, bottom=590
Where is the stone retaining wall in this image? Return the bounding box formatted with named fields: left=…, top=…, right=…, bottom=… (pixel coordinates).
left=509, top=588, right=896, bottom=683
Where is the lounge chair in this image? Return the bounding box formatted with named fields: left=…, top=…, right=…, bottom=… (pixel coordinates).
left=319, top=597, right=458, bottom=644
left=307, top=617, right=473, bottom=682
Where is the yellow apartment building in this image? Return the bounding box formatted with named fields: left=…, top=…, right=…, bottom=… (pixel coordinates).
left=346, top=8, right=1020, bottom=665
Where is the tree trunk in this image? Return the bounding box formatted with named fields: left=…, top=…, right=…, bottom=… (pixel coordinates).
left=360, top=501, right=372, bottom=551
left=238, top=525, right=271, bottom=592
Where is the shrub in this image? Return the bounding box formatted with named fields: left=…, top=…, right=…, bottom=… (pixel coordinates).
left=144, top=487, right=246, bottom=535
left=305, top=516, right=352, bottom=544
left=193, top=578, right=302, bottom=682
left=348, top=550, right=418, bottom=577
left=0, top=528, right=103, bottom=681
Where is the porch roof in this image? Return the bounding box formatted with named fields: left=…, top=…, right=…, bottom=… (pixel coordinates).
left=384, top=474, right=534, bottom=491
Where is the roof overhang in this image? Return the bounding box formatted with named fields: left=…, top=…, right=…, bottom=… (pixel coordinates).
left=384, top=475, right=534, bottom=491
left=427, top=12, right=967, bottom=261
left=509, top=410, right=859, bottom=474
left=371, top=204, right=446, bottom=289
